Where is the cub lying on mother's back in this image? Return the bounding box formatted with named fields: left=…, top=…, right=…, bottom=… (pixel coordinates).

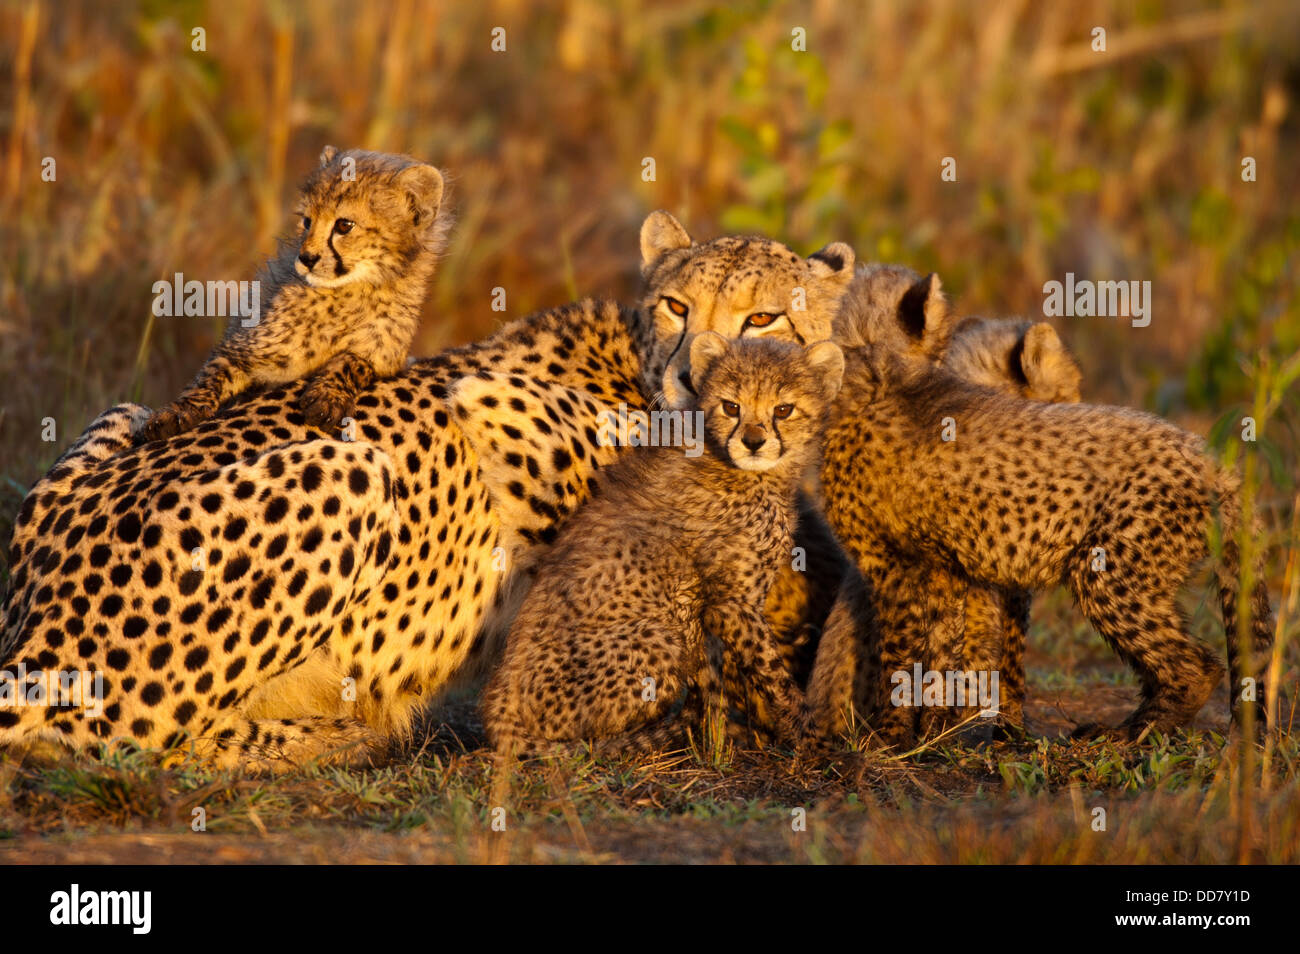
left=483, top=333, right=844, bottom=755
left=138, top=146, right=448, bottom=442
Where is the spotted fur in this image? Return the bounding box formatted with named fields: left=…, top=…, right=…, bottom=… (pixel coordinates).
left=0, top=213, right=851, bottom=772
left=807, top=309, right=1085, bottom=737
left=814, top=265, right=1274, bottom=747
left=482, top=335, right=843, bottom=755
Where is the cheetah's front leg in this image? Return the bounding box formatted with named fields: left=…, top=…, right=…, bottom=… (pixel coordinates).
left=299, top=351, right=376, bottom=431
left=702, top=601, right=804, bottom=747
left=805, top=570, right=882, bottom=741
left=136, top=351, right=251, bottom=443
left=857, top=557, right=959, bottom=749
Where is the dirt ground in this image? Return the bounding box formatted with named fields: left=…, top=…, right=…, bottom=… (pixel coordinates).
left=4, top=645, right=1292, bottom=866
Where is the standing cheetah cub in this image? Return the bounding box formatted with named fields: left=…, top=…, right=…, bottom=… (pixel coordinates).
left=818, top=265, right=1274, bottom=744
left=807, top=310, right=1085, bottom=738
left=933, top=316, right=1083, bottom=729
left=137, top=147, right=448, bottom=442
left=482, top=334, right=844, bottom=755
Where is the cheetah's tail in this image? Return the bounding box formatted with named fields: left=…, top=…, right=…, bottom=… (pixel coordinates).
left=0, top=587, right=73, bottom=750
left=1211, top=466, right=1275, bottom=731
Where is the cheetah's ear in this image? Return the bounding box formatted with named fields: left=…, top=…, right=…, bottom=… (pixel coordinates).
left=319, top=145, right=339, bottom=167
left=897, top=272, right=948, bottom=346
left=807, top=242, right=856, bottom=284
left=640, top=211, right=693, bottom=270
left=805, top=341, right=845, bottom=398
left=688, top=331, right=729, bottom=394
left=1021, top=323, right=1083, bottom=403
left=396, top=164, right=445, bottom=229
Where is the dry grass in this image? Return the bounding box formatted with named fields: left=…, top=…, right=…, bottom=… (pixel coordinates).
left=1, top=0, right=1299, bottom=862
left=1, top=695, right=1297, bottom=863
left=2, top=0, right=1298, bottom=489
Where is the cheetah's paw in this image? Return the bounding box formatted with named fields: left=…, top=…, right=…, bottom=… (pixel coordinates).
left=299, top=383, right=353, bottom=433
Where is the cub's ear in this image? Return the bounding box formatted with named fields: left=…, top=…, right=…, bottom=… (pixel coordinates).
left=640, top=211, right=693, bottom=270
left=805, top=340, right=845, bottom=398
left=1021, top=322, right=1083, bottom=403
left=689, top=331, right=730, bottom=395
left=396, top=164, right=445, bottom=227
left=319, top=145, right=339, bottom=167
left=808, top=242, right=856, bottom=283
left=897, top=272, right=948, bottom=344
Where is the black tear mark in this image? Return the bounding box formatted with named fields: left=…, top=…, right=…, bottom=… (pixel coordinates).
left=328, top=233, right=348, bottom=277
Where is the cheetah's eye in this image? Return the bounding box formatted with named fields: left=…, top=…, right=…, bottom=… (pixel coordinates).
left=333, top=218, right=355, bottom=235
left=663, top=297, right=689, bottom=318
left=744, top=312, right=781, bottom=330
left=773, top=404, right=794, bottom=420
left=301, top=216, right=311, bottom=230
left=721, top=401, right=740, bottom=418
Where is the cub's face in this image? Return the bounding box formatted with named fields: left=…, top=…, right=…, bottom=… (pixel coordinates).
left=637, top=211, right=856, bottom=410
left=293, top=146, right=445, bottom=289
left=690, top=333, right=844, bottom=473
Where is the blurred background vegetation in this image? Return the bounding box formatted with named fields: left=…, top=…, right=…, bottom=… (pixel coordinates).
left=1, top=0, right=1297, bottom=574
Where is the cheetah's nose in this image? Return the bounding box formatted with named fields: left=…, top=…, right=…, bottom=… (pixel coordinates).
left=298, top=250, right=320, bottom=270
left=741, top=426, right=766, bottom=452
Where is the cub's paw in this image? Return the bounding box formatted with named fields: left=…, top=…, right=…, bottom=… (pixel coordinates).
left=135, top=402, right=205, bottom=444
left=866, top=711, right=918, bottom=752
left=299, top=382, right=353, bottom=432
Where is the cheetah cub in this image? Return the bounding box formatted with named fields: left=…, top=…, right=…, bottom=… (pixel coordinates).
left=929, top=316, right=1083, bottom=731
left=136, top=147, right=448, bottom=442
left=807, top=311, right=1085, bottom=739
left=482, top=334, right=845, bottom=756
left=818, top=265, right=1274, bottom=745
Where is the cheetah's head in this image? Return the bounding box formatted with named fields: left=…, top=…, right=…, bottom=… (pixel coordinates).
left=689, top=332, right=844, bottom=474
left=292, top=146, right=449, bottom=289
left=944, top=317, right=1083, bottom=403
left=637, top=211, right=855, bottom=411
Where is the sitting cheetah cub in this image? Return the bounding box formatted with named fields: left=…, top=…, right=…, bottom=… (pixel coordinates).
left=819, top=265, right=1274, bottom=745
left=482, top=334, right=845, bottom=756
left=136, top=147, right=448, bottom=442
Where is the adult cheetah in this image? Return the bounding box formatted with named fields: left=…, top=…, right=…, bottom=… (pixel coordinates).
left=0, top=212, right=854, bottom=770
